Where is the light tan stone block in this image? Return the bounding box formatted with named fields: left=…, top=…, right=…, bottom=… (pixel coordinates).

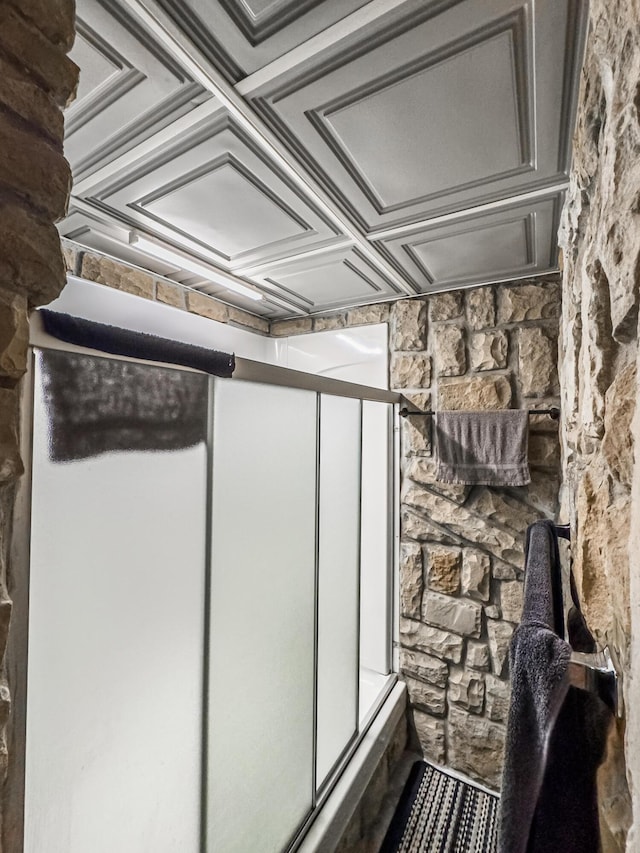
left=466, top=287, right=495, bottom=329
left=402, top=485, right=523, bottom=567
left=399, top=617, right=464, bottom=663
left=391, top=299, right=427, bottom=350
left=269, top=317, right=312, bottom=336
left=400, top=648, right=449, bottom=688
left=519, top=326, right=558, bottom=397
left=434, top=324, right=466, bottom=376
left=81, top=254, right=155, bottom=300
left=401, top=414, right=431, bottom=456
left=447, top=706, right=505, bottom=789
left=426, top=547, right=462, bottom=595
left=438, top=374, right=512, bottom=410
left=469, top=330, right=508, bottom=371
left=461, top=550, right=491, bottom=602
left=485, top=674, right=510, bottom=722
left=429, top=291, right=464, bottom=321
left=346, top=304, right=390, bottom=326
left=500, top=580, right=524, bottom=623
left=487, top=619, right=513, bottom=677
left=466, top=640, right=490, bottom=671
left=602, top=362, right=635, bottom=487
left=184, top=290, right=228, bottom=323
left=448, top=668, right=485, bottom=713
left=422, top=592, right=482, bottom=638
left=313, top=314, right=345, bottom=332
left=400, top=542, right=423, bottom=619
left=156, top=280, right=186, bottom=310
left=228, top=306, right=269, bottom=333
left=498, top=282, right=560, bottom=323
left=411, top=710, right=446, bottom=764
left=405, top=676, right=446, bottom=716
left=391, top=353, right=431, bottom=389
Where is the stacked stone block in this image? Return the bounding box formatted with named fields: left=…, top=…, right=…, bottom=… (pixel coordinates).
left=391, top=279, right=561, bottom=790
left=0, top=2, right=78, bottom=847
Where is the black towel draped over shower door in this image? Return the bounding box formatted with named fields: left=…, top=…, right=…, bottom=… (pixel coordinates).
left=498, top=520, right=612, bottom=853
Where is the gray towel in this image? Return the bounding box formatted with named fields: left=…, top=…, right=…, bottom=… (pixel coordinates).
left=40, top=349, right=209, bottom=462
left=498, top=520, right=611, bottom=853
left=434, top=410, right=530, bottom=485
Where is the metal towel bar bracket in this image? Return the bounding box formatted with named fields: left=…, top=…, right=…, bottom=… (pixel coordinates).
left=568, top=646, right=622, bottom=717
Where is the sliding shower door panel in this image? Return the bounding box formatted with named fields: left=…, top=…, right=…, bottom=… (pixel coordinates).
left=207, top=379, right=317, bottom=853
left=26, top=351, right=208, bottom=853
left=315, top=394, right=361, bottom=790
left=359, top=402, right=393, bottom=682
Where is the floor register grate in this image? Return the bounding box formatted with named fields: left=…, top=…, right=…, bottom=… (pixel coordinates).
left=379, top=761, right=498, bottom=853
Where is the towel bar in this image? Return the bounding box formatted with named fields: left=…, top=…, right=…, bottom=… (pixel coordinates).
left=399, top=407, right=560, bottom=419
left=568, top=646, right=622, bottom=717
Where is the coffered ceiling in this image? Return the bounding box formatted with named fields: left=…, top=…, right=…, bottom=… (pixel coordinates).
left=59, top=0, right=588, bottom=319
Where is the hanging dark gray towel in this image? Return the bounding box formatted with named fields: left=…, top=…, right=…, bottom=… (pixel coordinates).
left=40, top=349, right=209, bottom=462
left=434, top=410, right=530, bottom=485
left=498, top=520, right=612, bottom=853
left=40, top=309, right=235, bottom=377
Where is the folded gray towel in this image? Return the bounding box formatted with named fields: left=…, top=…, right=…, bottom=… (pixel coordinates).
left=434, top=410, right=530, bottom=485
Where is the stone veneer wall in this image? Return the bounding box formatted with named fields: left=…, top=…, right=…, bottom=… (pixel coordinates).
left=0, top=1, right=78, bottom=847
left=390, top=280, right=561, bottom=790
left=558, top=0, right=640, bottom=849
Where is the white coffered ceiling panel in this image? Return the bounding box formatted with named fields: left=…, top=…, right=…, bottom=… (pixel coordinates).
left=61, top=0, right=588, bottom=318
left=248, top=246, right=402, bottom=312
left=376, top=194, right=562, bottom=289
left=66, top=0, right=208, bottom=181
left=250, top=0, right=581, bottom=233
left=81, top=113, right=342, bottom=270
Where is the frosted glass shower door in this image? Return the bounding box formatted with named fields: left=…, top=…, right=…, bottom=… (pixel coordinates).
left=26, top=350, right=208, bottom=853
left=315, top=394, right=361, bottom=789
left=360, top=401, right=393, bottom=705
left=207, top=379, right=318, bottom=853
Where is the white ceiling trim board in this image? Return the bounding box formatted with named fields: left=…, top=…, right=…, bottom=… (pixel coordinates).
left=122, top=0, right=416, bottom=296
left=235, top=239, right=357, bottom=277
left=234, top=0, right=419, bottom=96
left=368, top=182, right=569, bottom=242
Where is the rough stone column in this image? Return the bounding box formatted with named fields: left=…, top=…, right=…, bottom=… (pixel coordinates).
left=0, top=0, right=78, bottom=847
left=558, top=1, right=640, bottom=849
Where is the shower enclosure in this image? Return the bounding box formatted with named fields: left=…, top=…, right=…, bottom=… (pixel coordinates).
left=24, top=336, right=398, bottom=853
